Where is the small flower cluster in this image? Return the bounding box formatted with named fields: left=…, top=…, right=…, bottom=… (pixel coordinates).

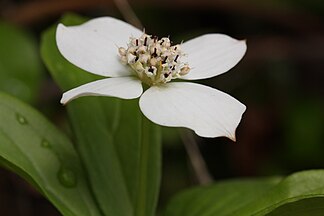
left=118, top=33, right=190, bottom=86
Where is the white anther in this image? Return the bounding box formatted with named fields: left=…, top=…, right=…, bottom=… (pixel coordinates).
left=137, top=45, right=147, bottom=54
left=140, top=34, right=150, bottom=41
left=118, top=47, right=127, bottom=56
left=145, top=66, right=157, bottom=78
left=159, top=37, right=171, bottom=47
left=161, top=50, right=172, bottom=57
left=127, top=53, right=137, bottom=64
left=171, top=45, right=181, bottom=52
left=133, top=62, right=145, bottom=72
left=131, top=38, right=140, bottom=46
left=180, top=65, right=190, bottom=76
left=139, top=53, right=150, bottom=63
left=150, top=44, right=161, bottom=55
left=128, top=46, right=137, bottom=54
left=150, top=58, right=158, bottom=66
left=141, top=34, right=151, bottom=46
left=120, top=56, right=127, bottom=64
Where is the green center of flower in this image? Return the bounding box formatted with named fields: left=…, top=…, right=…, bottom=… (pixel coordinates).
left=118, top=33, right=190, bottom=86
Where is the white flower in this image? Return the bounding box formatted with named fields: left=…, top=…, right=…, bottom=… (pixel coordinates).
left=56, top=17, right=247, bottom=140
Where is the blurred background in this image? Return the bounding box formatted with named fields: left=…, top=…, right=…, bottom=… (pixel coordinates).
left=0, top=0, right=323, bottom=215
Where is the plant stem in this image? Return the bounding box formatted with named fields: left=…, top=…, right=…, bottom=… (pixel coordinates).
left=180, top=129, right=213, bottom=185
left=112, top=0, right=143, bottom=29
left=135, top=115, right=161, bottom=216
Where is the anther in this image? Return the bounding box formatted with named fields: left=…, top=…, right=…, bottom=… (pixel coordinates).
left=180, top=65, right=190, bottom=76
left=150, top=58, right=158, bottom=66
left=137, top=45, right=146, bottom=54
left=148, top=67, right=154, bottom=73
left=174, top=55, right=179, bottom=63
left=162, top=56, right=168, bottom=64
left=144, top=37, right=148, bottom=46
left=118, top=33, right=190, bottom=85
left=152, top=48, right=158, bottom=57
left=118, top=47, right=127, bottom=56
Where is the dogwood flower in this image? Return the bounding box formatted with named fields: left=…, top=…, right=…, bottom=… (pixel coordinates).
left=56, top=17, right=247, bottom=140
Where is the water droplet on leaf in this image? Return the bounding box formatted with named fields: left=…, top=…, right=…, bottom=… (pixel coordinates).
left=57, top=167, right=77, bottom=188
left=15, top=113, right=28, bottom=125
left=41, top=139, right=52, bottom=148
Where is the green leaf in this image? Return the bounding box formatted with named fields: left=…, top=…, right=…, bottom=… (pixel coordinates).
left=0, top=21, right=43, bottom=103
left=41, top=13, right=161, bottom=216
left=164, top=170, right=324, bottom=216
left=0, top=92, right=101, bottom=216
left=267, top=198, right=324, bottom=216
left=164, top=177, right=281, bottom=216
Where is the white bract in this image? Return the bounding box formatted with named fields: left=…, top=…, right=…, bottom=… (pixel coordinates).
left=56, top=17, right=247, bottom=140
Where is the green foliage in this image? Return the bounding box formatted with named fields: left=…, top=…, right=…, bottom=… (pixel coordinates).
left=0, top=92, right=100, bottom=216
left=164, top=170, right=324, bottom=216
left=41, top=13, right=161, bottom=216
left=0, top=22, right=42, bottom=103
left=1, top=10, right=322, bottom=216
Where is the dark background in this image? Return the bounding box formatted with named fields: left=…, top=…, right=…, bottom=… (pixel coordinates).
left=0, top=0, right=323, bottom=215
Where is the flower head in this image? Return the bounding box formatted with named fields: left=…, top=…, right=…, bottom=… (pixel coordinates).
left=118, top=33, right=189, bottom=85
left=56, top=17, right=247, bottom=140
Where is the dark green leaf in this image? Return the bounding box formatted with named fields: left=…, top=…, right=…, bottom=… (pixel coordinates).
left=0, top=92, right=101, bottom=216
left=41, top=13, right=161, bottom=216
left=164, top=177, right=281, bottom=216
left=0, top=22, right=43, bottom=103
left=268, top=198, right=324, bottom=216
left=165, top=170, right=324, bottom=216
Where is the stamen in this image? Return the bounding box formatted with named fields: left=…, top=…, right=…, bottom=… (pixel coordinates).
left=144, top=37, right=148, bottom=46
left=148, top=67, right=154, bottom=73
left=118, top=33, right=190, bottom=86
left=118, top=47, right=127, bottom=56
left=174, top=55, right=179, bottom=63
left=152, top=48, right=158, bottom=57
left=162, top=56, right=168, bottom=64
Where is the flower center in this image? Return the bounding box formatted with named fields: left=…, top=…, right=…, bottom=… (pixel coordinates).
left=118, top=33, right=190, bottom=86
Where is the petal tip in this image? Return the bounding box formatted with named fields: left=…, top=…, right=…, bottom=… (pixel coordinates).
left=60, top=97, right=67, bottom=105
left=56, top=23, right=67, bottom=34
left=229, top=103, right=247, bottom=142
left=229, top=133, right=237, bottom=142
left=194, top=129, right=237, bottom=141
left=57, top=23, right=66, bottom=28
left=60, top=93, right=71, bottom=105
left=236, top=39, right=247, bottom=57
left=240, top=39, right=248, bottom=50
left=55, top=23, right=67, bottom=50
